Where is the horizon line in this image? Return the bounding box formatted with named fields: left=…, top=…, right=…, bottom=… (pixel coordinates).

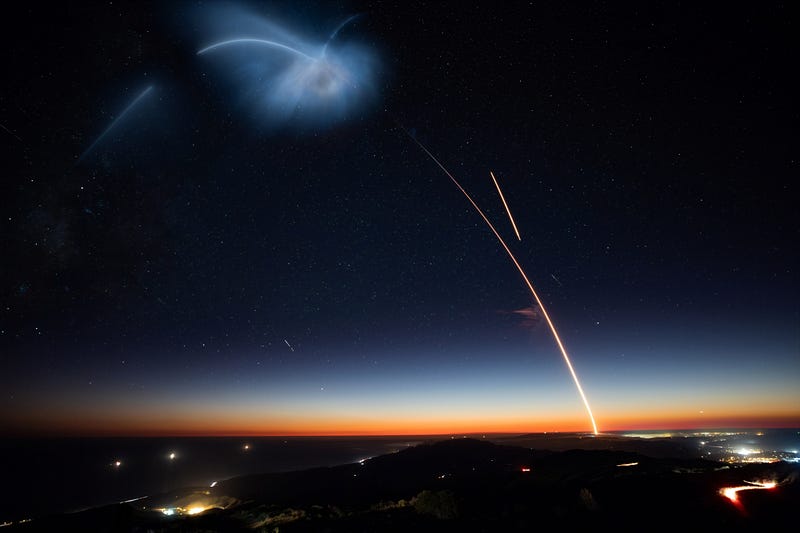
left=3, top=425, right=798, bottom=439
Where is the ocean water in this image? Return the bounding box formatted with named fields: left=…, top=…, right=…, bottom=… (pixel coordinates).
left=0, top=436, right=426, bottom=523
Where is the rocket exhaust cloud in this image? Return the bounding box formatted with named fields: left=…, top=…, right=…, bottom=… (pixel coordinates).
left=194, top=6, right=378, bottom=130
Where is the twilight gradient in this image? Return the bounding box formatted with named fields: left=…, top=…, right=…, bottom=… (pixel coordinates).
left=1, top=1, right=797, bottom=438
left=6, top=322, right=799, bottom=436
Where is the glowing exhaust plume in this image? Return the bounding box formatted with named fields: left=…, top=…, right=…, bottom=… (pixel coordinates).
left=195, top=7, right=377, bottom=130
left=404, top=130, right=599, bottom=434
left=490, top=171, right=521, bottom=241
left=77, top=85, right=153, bottom=162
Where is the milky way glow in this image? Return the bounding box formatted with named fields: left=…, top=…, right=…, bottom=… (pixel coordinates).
left=195, top=6, right=378, bottom=130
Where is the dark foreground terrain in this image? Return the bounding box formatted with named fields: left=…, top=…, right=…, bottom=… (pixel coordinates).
left=7, top=437, right=798, bottom=532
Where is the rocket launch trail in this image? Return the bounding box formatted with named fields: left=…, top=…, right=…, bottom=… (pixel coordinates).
left=402, top=128, right=599, bottom=435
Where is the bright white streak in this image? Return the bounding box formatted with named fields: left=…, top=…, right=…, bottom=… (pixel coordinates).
left=78, top=85, right=154, bottom=162
left=196, top=38, right=316, bottom=61
left=490, top=171, right=521, bottom=241
left=405, top=130, right=599, bottom=435
left=119, top=495, right=147, bottom=504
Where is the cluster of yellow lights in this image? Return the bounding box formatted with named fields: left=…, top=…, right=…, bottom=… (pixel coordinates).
left=157, top=505, right=207, bottom=516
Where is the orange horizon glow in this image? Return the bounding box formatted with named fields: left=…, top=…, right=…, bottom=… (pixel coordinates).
left=3, top=412, right=798, bottom=438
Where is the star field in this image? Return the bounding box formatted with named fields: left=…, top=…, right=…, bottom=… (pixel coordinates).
left=1, top=1, right=797, bottom=435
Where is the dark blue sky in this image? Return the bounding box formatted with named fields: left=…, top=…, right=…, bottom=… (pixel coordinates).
left=1, top=1, right=797, bottom=434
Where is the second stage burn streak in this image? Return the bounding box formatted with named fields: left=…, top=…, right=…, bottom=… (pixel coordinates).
left=402, top=129, right=599, bottom=435
left=490, top=171, right=521, bottom=241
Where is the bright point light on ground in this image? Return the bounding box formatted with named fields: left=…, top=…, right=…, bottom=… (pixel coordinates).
left=735, top=448, right=761, bottom=456
left=168, top=452, right=176, bottom=460
left=186, top=506, right=206, bottom=515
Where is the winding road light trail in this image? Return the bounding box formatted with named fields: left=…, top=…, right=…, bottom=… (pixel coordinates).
left=403, top=129, right=599, bottom=435
left=720, top=480, right=777, bottom=504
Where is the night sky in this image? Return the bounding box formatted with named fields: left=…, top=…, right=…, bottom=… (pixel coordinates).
left=1, top=1, right=797, bottom=436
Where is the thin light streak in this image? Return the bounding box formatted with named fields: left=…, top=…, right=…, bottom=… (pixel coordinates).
left=321, top=14, right=361, bottom=57
left=403, top=129, right=599, bottom=435
left=0, top=122, right=23, bottom=143
left=196, top=38, right=316, bottom=61
left=489, top=170, right=521, bottom=241
left=78, top=85, right=154, bottom=162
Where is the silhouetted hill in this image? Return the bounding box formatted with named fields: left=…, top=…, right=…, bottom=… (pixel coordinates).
left=9, top=437, right=798, bottom=532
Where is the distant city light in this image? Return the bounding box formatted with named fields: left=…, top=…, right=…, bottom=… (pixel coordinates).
left=156, top=504, right=214, bottom=517
left=521, top=467, right=531, bottom=472
left=243, top=444, right=250, bottom=451
left=735, top=448, right=761, bottom=456
left=168, top=452, right=176, bottom=460
left=210, top=481, right=217, bottom=488
left=114, top=460, right=121, bottom=467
